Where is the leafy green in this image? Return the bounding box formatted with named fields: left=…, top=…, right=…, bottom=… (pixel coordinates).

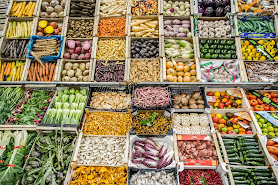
left=140, top=112, right=157, bottom=126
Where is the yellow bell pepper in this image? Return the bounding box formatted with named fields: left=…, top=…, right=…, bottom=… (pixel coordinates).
left=271, top=48, right=277, bottom=53
left=258, top=40, right=264, bottom=45
left=267, top=44, right=274, bottom=50
left=233, top=124, right=240, bottom=129
left=269, top=40, right=275, bottom=45
left=255, top=53, right=261, bottom=57
left=260, top=56, right=266, bottom=60
left=249, top=52, right=255, bottom=57
left=253, top=56, right=259, bottom=60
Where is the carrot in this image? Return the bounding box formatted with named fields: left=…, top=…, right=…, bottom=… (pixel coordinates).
left=35, top=67, right=40, bottom=82
left=45, top=62, right=49, bottom=75
left=273, top=144, right=278, bottom=148
left=267, top=146, right=278, bottom=154
left=27, top=69, right=33, bottom=81
left=269, top=152, right=278, bottom=161
left=35, top=61, right=37, bottom=71
left=4, top=63, right=10, bottom=75
left=42, top=63, right=45, bottom=76
left=0, top=63, right=6, bottom=81
left=43, top=75, right=47, bottom=81
left=49, top=64, right=56, bottom=81
left=30, top=62, right=34, bottom=72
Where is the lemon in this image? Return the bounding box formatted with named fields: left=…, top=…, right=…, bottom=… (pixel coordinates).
left=214, top=91, right=220, bottom=97
left=216, top=114, right=222, bottom=119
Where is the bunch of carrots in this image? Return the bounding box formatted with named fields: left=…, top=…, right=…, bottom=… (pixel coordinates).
left=27, top=61, right=56, bottom=81
left=0, top=61, right=25, bottom=81
left=98, top=18, right=126, bottom=36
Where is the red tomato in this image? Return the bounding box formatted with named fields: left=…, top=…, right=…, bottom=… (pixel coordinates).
left=219, top=118, right=226, bottom=124
left=212, top=116, right=219, bottom=123
left=250, top=99, right=258, bottom=106
left=207, top=92, right=214, bottom=96
left=246, top=131, right=253, bottom=134
left=228, top=130, right=236, bottom=134
left=224, top=95, right=230, bottom=99
left=219, top=103, right=224, bottom=109
left=221, top=132, right=227, bottom=134
left=232, top=118, right=238, bottom=124
left=225, top=100, right=232, bottom=106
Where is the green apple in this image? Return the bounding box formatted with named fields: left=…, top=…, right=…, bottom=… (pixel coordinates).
left=269, top=132, right=276, bottom=137
left=268, top=126, right=275, bottom=132
left=263, top=124, right=268, bottom=128
left=267, top=122, right=273, bottom=127
left=274, top=128, right=278, bottom=133
left=259, top=118, right=265, bottom=124
left=262, top=128, right=269, bottom=133
left=258, top=123, right=262, bottom=128
left=275, top=133, right=278, bottom=136
left=255, top=114, right=261, bottom=119
left=221, top=127, right=228, bottom=133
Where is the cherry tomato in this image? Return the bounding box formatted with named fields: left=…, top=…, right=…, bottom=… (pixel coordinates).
left=219, top=118, right=226, bottom=124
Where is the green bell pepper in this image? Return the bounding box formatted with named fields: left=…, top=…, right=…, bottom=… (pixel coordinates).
left=218, top=54, right=224, bottom=59
left=212, top=54, right=218, bottom=59
left=201, top=48, right=208, bottom=54
left=208, top=49, right=215, bottom=53
left=200, top=40, right=207, bottom=44
left=230, top=45, right=236, bottom=50
left=215, top=49, right=221, bottom=54
left=232, top=54, right=237, bottom=59
left=227, top=40, right=234, bottom=45
left=220, top=40, right=227, bottom=45
left=217, top=45, right=223, bottom=49
left=214, top=40, right=220, bottom=45
left=207, top=40, right=214, bottom=45
left=205, top=53, right=211, bottom=59
left=210, top=45, right=217, bottom=49
left=221, top=49, right=227, bottom=54
left=204, top=44, right=210, bottom=49
left=200, top=52, right=204, bottom=58
left=224, top=45, right=230, bottom=50
left=224, top=54, right=231, bottom=59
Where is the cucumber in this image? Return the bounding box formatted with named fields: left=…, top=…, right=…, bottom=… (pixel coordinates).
left=241, top=139, right=257, bottom=142
left=252, top=168, right=270, bottom=173
left=245, top=153, right=265, bottom=158
left=257, top=181, right=277, bottom=185
left=233, top=177, right=246, bottom=181
left=234, top=180, right=250, bottom=184
left=223, top=136, right=238, bottom=139
left=246, top=158, right=265, bottom=163
left=228, top=153, right=238, bottom=158
left=223, top=141, right=236, bottom=145
left=254, top=176, right=275, bottom=181
left=243, top=150, right=261, bottom=154
left=229, top=157, right=241, bottom=162
left=226, top=148, right=237, bottom=153
left=241, top=146, right=259, bottom=150
left=231, top=168, right=249, bottom=173
left=245, top=161, right=264, bottom=166
left=251, top=172, right=272, bottom=177
left=240, top=142, right=258, bottom=147
left=232, top=172, right=247, bottom=177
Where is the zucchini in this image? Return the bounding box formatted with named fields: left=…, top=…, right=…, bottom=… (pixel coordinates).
left=223, top=136, right=238, bottom=139
left=240, top=142, right=258, bottom=147
left=251, top=172, right=272, bottom=177
left=245, top=161, right=264, bottom=166
left=257, top=181, right=277, bottom=185
left=233, top=177, right=246, bottom=181
left=241, top=139, right=257, bottom=142
left=254, top=177, right=275, bottom=181
left=228, top=153, right=238, bottom=158
left=252, top=168, right=270, bottom=173
left=230, top=162, right=243, bottom=165
left=245, top=153, right=265, bottom=158
left=246, top=158, right=265, bottom=163
left=236, top=140, right=241, bottom=150
left=228, top=157, right=241, bottom=162
left=231, top=168, right=248, bottom=173
left=223, top=141, right=236, bottom=145
left=243, top=150, right=261, bottom=154
left=225, top=145, right=236, bottom=150
left=226, top=148, right=237, bottom=153
left=232, top=172, right=247, bottom=177
left=239, top=151, right=244, bottom=163
left=234, top=180, right=250, bottom=184
left=241, top=146, right=259, bottom=150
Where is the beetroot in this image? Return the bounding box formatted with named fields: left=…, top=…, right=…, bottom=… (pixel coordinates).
left=81, top=48, right=87, bottom=54
left=75, top=40, right=81, bottom=47
left=67, top=39, right=75, bottom=49
left=68, top=48, right=75, bottom=55
left=83, top=41, right=91, bottom=50
left=64, top=53, right=71, bottom=59
left=71, top=53, right=78, bottom=60
left=75, top=47, right=82, bottom=54
left=84, top=53, right=91, bottom=60
left=78, top=54, right=85, bottom=60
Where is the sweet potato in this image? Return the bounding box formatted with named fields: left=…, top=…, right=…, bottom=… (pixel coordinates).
left=267, top=140, right=276, bottom=146
left=267, top=146, right=278, bottom=154
left=269, top=152, right=278, bottom=161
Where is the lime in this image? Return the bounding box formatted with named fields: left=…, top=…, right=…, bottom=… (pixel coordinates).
left=263, top=124, right=268, bottom=128
left=274, top=128, right=278, bottom=133
left=276, top=133, right=278, bottom=136
left=255, top=114, right=261, bottom=119
left=268, top=126, right=275, bottom=132
left=259, top=118, right=265, bottom=124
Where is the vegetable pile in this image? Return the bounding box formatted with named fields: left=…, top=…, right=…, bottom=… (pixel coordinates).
left=43, top=88, right=87, bottom=125
left=40, top=0, right=65, bottom=18
left=130, top=170, right=176, bottom=184
left=166, top=61, right=197, bottom=82
left=21, top=130, right=76, bottom=185
left=31, top=38, right=61, bottom=59
left=0, top=130, right=37, bottom=185
left=177, top=136, right=218, bottom=161
left=198, top=0, right=231, bottom=17
left=133, top=86, right=170, bottom=109
left=131, top=18, right=158, bottom=38
left=131, top=39, right=159, bottom=58
left=83, top=112, right=131, bottom=135
left=100, top=0, right=127, bottom=16
left=237, top=0, right=274, bottom=13
left=1, top=39, right=29, bottom=59
left=67, top=19, right=94, bottom=38
left=172, top=113, right=210, bottom=134
left=97, top=39, right=126, bottom=60
left=266, top=139, right=278, bottom=161
left=211, top=112, right=253, bottom=134
left=89, top=91, right=132, bottom=110
left=246, top=62, right=278, bottom=82
left=132, top=0, right=158, bottom=16
left=7, top=89, right=53, bottom=125
left=94, top=60, right=125, bottom=82
left=98, top=18, right=126, bottom=36
left=241, top=39, right=278, bottom=61
left=10, top=1, right=36, bottom=17
left=206, top=89, right=243, bottom=109
left=255, top=113, right=278, bottom=136
left=0, top=61, right=25, bottom=81
left=37, top=20, right=62, bottom=37
left=131, top=137, right=174, bottom=169
left=70, top=166, right=127, bottom=185
left=230, top=167, right=276, bottom=184
left=163, top=0, right=191, bottom=16
left=172, top=91, right=205, bottom=109
left=61, top=61, right=91, bottom=82
left=221, top=135, right=265, bottom=165
left=64, top=40, right=92, bottom=60
left=70, top=0, right=96, bottom=17
left=77, top=136, right=126, bottom=165
left=129, top=59, right=161, bottom=83
left=199, top=39, right=237, bottom=59
left=27, top=61, right=56, bottom=82
left=197, top=19, right=232, bottom=38
left=245, top=90, right=278, bottom=111
left=238, top=18, right=275, bottom=34
left=132, top=111, right=172, bottom=135
left=164, top=19, right=192, bottom=38
left=6, top=21, right=33, bottom=38
left=179, top=169, right=223, bottom=185
left=0, top=87, right=23, bottom=125
left=165, top=39, right=194, bottom=59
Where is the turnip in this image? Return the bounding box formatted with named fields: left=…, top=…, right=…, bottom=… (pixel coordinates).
left=78, top=76, right=83, bottom=82
left=78, top=54, right=85, bottom=60
left=68, top=48, right=75, bottom=55
left=75, top=47, right=81, bottom=54
left=71, top=54, right=78, bottom=60
left=79, top=63, right=86, bottom=71
left=75, top=69, right=82, bottom=77
left=72, top=63, right=79, bottom=70
left=67, top=39, right=75, bottom=49
left=84, top=53, right=91, bottom=60
left=64, top=53, right=71, bottom=59
left=67, top=70, right=75, bottom=77
left=65, top=62, right=72, bottom=70
left=70, top=77, right=78, bottom=82
left=75, top=41, right=81, bottom=47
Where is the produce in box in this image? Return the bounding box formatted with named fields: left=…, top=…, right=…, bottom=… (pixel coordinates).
left=199, top=39, right=237, bottom=59
left=0, top=87, right=23, bottom=125
left=37, top=20, right=62, bottom=37
left=221, top=135, right=265, bottom=166
left=165, top=60, right=197, bottom=82
left=100, top=0, right=127, bottom=16
left=10, top=2, right=36, bottom=17
left=241, top=39, right=278, bottom=61
left=6, top=21, right=33, bottom=38
left=254, top=113, right=278, bottom=136
left=98, top=18, right=126, bottom=37
left=197, top=19, right=233, bottom=38
left=1, top=40, right=29, bottom=59
left=70, top=166, right=127, bottom=185
left=237, top=0, right=274, bottom=13
left=266, top=138, right=278, bottom=162
left=132, top=0, right=158, bottom=16
left=172, top=91, right=205, bottom=109
left=0, top=130, right=37, bottom=185
left=164, top=19, right=192, bottom=38
left=131, top=137, right=174, bottom=169
left=230, top=167, right=276, bottom=184
left=7, top=89, right=53, bottom=125
left=61, top=62, right=90, bottom=82
left=163, top=0, right=191, bottom=16
left=172, top=113, right=211, bottom=134
left=245, top=62, right=278, bottom=82
left=245, top=90, right=278, bottom=111
left=132, top=112, right=172, bottom=135
left=131, top=39, right=159, bottom=58
left=42, top=88, right=87, bottom=125
left=0, top=61, right=25, bottom=81
left=206, top=89, right=243, bottom=109
left=130, top=170, right=176, bottom=184
left=179, top=169, right=223, bottom=185
left=21, top=130, right=76, bottom=185
left=198, top=0, right=231, bottom=17
left=27, top=61, right=57, bottom=82
left=40, top=0, right=65, bottom=18
left=69, top=0, right=96, bottom=17
left=94, top=60, right=125, bottom=82
left=131, top=18, right=158, bottom=38
left=67, top=20, right=94, bottom=38
left=211, top=112, right=253, bottom=134
left=97, top=39, right=126, bottom=60
left=64, top=40, right=92, bottom=60
left=165, top=39, right=194, bottom=59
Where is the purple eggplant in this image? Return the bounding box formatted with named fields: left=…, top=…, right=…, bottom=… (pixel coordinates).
left=198, top=0, right=203, bottom=6
left=198, top=6, right=205, bottom=14
left=215, top=0, right=222, bottom=7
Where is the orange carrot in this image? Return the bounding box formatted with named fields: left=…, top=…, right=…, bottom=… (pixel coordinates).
left=30, top=62, right=34, bottom=72
left=42, top=63, right=45, bottom=76
left=35, top=67, right=40, bottom=82
left=0, top=63, right=6, bottom=81
left=45, top=62, right=49, bottom=75
left=27, top=69, right=32, bottom=81
left=49, top=64, right=56, bottom=81
left=4, top=63, right=10, bottom=75
left=43, top=75, right=47, bottom=81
